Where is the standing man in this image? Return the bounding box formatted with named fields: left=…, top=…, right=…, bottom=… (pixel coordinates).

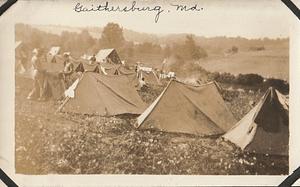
left=89, top=54, right=96, bottom=65
left=27, top=49, right=46, bottom=101
left=61, top=52, right=74, bottom=89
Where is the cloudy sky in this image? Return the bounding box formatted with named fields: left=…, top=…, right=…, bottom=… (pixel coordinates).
left=10, top=0, right=292, bottom=39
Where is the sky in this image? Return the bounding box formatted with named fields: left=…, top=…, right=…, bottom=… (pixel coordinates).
left=11, top=0, right=292, bottom=39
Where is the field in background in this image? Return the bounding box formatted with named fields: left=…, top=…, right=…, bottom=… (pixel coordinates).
left=199, top=48, right=289, bottom=81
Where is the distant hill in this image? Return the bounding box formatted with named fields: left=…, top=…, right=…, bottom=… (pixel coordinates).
left=31, top=24, right=288, bottom=56
left=25, top=24, right=289, bottom=80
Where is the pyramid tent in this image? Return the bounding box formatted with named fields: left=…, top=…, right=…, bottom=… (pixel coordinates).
left=136, top=80, right=237, bottom=136
left=44, top=55, right=84, bottom=73
left=58, top=72, right=147, bottom=116
left=100, top=63, right=122, bottom=75
left=46, top=46, right=61, bottom=63
left=100, top=64, right=136, bottom=76
left=78, top=59, right=100, bottom=72
left=222, top=87, right=289, bottom=156
left=96, top=48, right=121, bottom=64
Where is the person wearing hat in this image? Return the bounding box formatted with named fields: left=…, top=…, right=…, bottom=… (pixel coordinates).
left=27, top=48, right=46, bottom=101
left=89, top=54, right=96, bottom=65
left=61, top=52, right=74, bottom=89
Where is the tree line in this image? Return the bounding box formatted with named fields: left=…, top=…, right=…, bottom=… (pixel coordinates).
left=15, top=23, right=208, bottom=64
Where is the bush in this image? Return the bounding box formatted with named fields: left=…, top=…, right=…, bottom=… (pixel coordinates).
left=231, top=46, right=238, bottom=53
left=235, top=74, right=263, bottom=86
left=212, top=72, right=235, bottom=84
left=263, top=78, right=289, bottom=94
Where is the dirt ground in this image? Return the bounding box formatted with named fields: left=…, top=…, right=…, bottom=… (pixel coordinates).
left=15, top=76, right=288, bottom=175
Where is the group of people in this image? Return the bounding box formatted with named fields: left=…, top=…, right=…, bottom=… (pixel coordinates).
left=26, top=49, right=149, bottom=101
left=27, top=49, right=80, bottom=101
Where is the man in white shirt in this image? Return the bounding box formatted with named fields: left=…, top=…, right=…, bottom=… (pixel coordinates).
left=27, top=49, right=46, bottom=101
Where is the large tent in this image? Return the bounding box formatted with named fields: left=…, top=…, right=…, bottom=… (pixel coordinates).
left=223, top=87, right=289, bottom=156
left=136, top=80, right=237, bottom=136
left=95, top=48, right=121, bottom=64
left=58, top=72, right=147, bottom=116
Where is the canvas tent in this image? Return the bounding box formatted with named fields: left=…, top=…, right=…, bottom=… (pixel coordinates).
left=76, top=59, right=100, bottom=73
left=15, top=41, right=27, bottom=74
left=43, top=55, right=84, bottom=73
left=58, top=72, right=147, bottom=116
left=99, top=63, right=136, bottom=76
left=222, top=87, right=289, bottom=156
left=136, top=80, right=237, bottom=136
left=47, top=46, right=61, bottom=63
left=95, top=48, right=121, bottom=64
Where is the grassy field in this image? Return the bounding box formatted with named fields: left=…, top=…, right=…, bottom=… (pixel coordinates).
left=198, top=49, right=289, bottom=81
left=15, top=76, right=288, bottom=175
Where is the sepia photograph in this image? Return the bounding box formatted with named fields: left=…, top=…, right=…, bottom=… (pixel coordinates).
left=1, top=0, right=299, bottom=186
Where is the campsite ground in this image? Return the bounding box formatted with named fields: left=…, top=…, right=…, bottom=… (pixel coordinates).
left=15, top=76, right=288, bottom=175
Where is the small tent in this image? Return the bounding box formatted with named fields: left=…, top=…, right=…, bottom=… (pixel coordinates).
left=47, top=46, right=61, bottom=63
left=58, top=72, right=147, bottom=116
left=222, top=87, right=289, bottom=156
left=95, top=48, right=121, bottom=64
left=76, top=59, right=100, bottom=73
left=15, top=41, right=27, bottom=74
left=136, top=80, right=237, bottom=136
left=44, top=55, right=83, bottom=73
left=99, top=63, right=136, bottom=76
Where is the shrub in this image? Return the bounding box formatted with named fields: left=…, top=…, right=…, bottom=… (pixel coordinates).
left=263, top=78, right=289, bottom=94
left=213, top=72, right=235, bottom=84
left=231, top=46, right=238, bottom=53
left=235, top=74, right=264, bottom=86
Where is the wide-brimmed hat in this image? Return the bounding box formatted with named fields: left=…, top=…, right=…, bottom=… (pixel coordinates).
left=63, top=52, right=71, bottom=57
left=32, top=48, right=38, bottom=54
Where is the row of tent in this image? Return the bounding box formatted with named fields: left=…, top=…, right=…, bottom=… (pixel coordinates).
left=16, top=42, right=289, bottom=156
left=46, top=55, right=162, bottom=85
left=47, top=47, right=122, bottom=64
left=16, top=43, right=162, bottom=86
left=56, top=71, right=289, bottom=156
